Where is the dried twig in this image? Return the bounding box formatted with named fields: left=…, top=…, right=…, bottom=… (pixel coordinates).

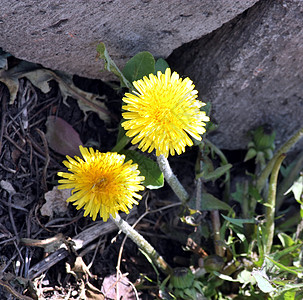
left=0, top=278, right=33, bottom=300
left=0, top=84, right=7, bottom=156
left=27, top=217, right=136, bottom=280
left=35, top=128, right=50, bottom=191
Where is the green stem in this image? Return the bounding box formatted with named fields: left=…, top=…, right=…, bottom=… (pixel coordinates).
left=157, top=155, right=189, bottom=203
left=111, top=214, right=172, bottom=275
left=211, top=210, right=225, bottom=257
left=264, top=154, right=286, bottom=255
left=196, top=151, right=203, bottom=210
left=203, top=139, right=231, bottom=202
left=257, top=127, right=303, bottom=193
left=203, top=139, right=228, bottom=165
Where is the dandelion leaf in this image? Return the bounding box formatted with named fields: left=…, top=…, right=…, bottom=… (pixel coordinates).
left=120, top=149, right=164, bottom=189
left=122, top=51, right=155, bottom=83
left=155, top=58, right=169, bottom=74
left=200, top=192, right=233, bottom=212
left=96, top=42, right=132, bottom=89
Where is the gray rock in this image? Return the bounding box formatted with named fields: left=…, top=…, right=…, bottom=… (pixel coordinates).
left=168, top=0, right=303, bottom=152
left=0, top=0, right=258, bottom=79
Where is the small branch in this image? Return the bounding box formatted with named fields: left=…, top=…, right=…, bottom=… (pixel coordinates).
left=27, top=218, right=133, bottom=279
left=156, top=155, right=189, bottom=203
left=0, top=278, right=33, bottom=300
left=264, top=154, right=286, bottom=254
left=257, top=127, right=303, bottom=192
left=111, top=214, right=172, bottom=275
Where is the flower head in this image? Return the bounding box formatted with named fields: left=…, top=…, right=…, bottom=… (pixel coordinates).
left=122, top=68, right=209, bottom=157
left=57, top=146, right=145, bottom=221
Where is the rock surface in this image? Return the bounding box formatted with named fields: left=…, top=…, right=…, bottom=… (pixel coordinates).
left=0, top=0, right=258, bottom=79
left=168, top=0, right=303, bottom=152
left=1, top=0, right=302, bottom=153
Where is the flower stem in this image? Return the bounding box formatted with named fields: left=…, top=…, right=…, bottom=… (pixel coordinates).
left=157, top=155, right=189, bottom=203
left=264, top=154, right=285, bottom=255
left=111, top=214, right=172, bottom=275
left=257, top=127, right=303, bottom=193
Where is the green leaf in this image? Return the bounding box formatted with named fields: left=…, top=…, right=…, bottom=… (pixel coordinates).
left=196, top=164, right=232, bottom=181
left=285, top=175, right=303, bottom=202
left=200, top=193, right=233, bottom=212
left=231, top=182, right=247, bottom=204
left=221, top=215, right=255, bottom=228
left=274, top=290, right=296, bottom=300
left=280, top=160, right=297, bottom=178
left=251, top=268, right=275, bottom=293
left=213, top=271, right=240, bottom=282
left=122, top=51, right=155, bottom=83
left=272, top=244, right=302, bottom=261
left=266, top=256, right=299, bottom=276
left=277, top=233, right=295, bottom=248
left=244, top=148, right=257, bottom=162
left=155, top=58, right=169, bottom=73
left=252, top=125, right=276, bottom=151
left=249, top=184, right=263, bottom=202
left=237, top=269, right=256, bottom=285
left=201, top=102, right=212, bottom=115
left=120, top=150, right=164, bottom=189
left=96, top=42, right=132, bottom=89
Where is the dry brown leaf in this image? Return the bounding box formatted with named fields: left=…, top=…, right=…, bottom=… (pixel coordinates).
left=0, top=180, right=16, bottom=195
left=41, top=186, right=70, bottom=218
left=101, top=274, right=137, bottom=300
left=0, top=61, right=111, bottom=123
left=46, top=116, right=83, bottom=156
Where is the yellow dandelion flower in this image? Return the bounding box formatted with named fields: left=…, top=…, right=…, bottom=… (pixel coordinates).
left=57, top=146, right=145, bottom=221
left=121, top=68, right=210, bottom=158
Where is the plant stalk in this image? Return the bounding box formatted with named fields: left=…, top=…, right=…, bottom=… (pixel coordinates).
left=211, top=210, right=225, bottom=257
left=157, top=154, right=189, bottom=203
left=203, top=139, right=231, bottom=202
left=257, top=127, right=303, bottom=193
left=111, top=214, right=172, bottom=275
left=264, top=154, right=286, bottom=254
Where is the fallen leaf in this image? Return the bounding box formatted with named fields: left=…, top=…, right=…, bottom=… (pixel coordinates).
left=0, top=180, right=16, bottom=195
left=66, top=257, right=104, bottom=299
left=101, top=274, right=137, bottom=300
left=20, top=233, right=67, bottom=253
left=41, top=186, right=70, bottom=218
left=45, top=116, right=83, bottom=157
left=85, top=282, right=105, bottom=300
left=0, top=61, right=111, bottom=123
left=67, top=256, right=95, bottom=279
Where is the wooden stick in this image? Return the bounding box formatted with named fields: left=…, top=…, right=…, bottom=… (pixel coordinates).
left=27, top=217, right=135, bottom=280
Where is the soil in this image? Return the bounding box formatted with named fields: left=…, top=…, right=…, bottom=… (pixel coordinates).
left=0, top=66, right=216, bottom=299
